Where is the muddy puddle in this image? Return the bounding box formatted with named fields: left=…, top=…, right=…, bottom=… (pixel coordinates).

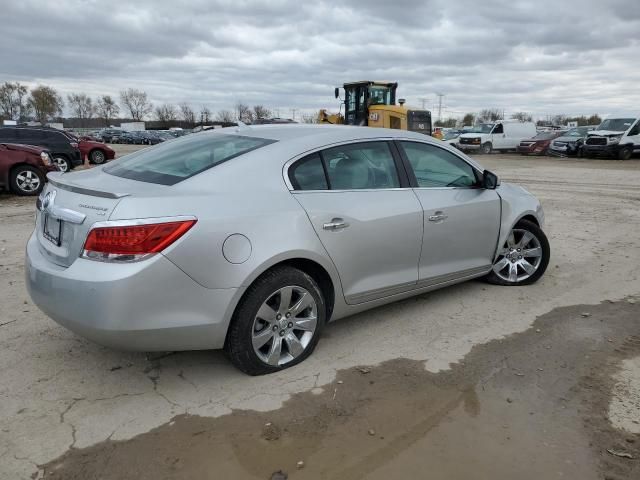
left=41, top=299, right=640, bottom=480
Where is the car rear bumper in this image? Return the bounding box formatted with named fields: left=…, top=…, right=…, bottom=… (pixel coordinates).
left=25, top=232, right=241, bottom=351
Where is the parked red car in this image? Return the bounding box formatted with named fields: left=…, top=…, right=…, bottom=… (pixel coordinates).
left=517, top=130, right=567, bottom=155
left=78, top=137, right=116, bottom=164
left=0, top=143, right=58, bottom=195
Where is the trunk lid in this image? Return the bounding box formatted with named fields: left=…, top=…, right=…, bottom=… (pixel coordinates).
left=36, top=168, right=165, bottom=267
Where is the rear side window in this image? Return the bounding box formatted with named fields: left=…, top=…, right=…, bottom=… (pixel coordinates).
left=104, top=133, right=276, bottom=185
left=289, top=153, right=328, bottom=190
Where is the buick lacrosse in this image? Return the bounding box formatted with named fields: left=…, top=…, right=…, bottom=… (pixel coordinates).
left=26, top=125, right=549, bottom=375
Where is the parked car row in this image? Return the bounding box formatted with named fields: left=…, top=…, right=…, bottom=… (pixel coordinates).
left=0, top=126, right=117, bottom=195
left=95, top=128, right=189, bottom=145
left=445, top=113, right=640, bottom=159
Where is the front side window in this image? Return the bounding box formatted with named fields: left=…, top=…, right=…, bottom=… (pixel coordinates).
left=323, top=142, right=400, bottom=190
left=105, top=133, right=276, bottom=185
left=492, top=124, right=504, bottom=134
left=628, top=121, right=640, bottom=136
left=400, top=141, right=478, bottom=188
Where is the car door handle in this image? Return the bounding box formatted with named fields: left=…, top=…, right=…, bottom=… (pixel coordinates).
left=323, top=218, right=349, bottom=231
left=428, top=211, right=448, bottom=222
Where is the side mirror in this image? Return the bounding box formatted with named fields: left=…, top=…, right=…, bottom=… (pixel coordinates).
left=334, top=87, right=340, bottom=99
left=482, top=169, right=499, bottom=189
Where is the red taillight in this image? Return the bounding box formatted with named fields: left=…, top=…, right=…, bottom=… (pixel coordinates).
left=83, top=220, right=196, bottom=256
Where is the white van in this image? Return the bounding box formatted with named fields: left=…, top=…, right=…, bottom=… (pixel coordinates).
left=458, top=121, right=537, bottom=154
left=583, top=114, right=640, bottom=160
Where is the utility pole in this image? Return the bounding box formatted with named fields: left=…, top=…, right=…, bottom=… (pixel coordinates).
left=418, top=97, right=429, bottom=110
left=436, top=93, right=444, bottom=122
left=291, top=108, right=297, bottom=121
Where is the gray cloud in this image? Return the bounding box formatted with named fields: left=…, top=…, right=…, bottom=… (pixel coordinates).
left=1, top=0, right=639, bottom=118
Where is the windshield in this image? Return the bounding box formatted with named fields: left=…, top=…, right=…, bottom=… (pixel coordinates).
left=597, top=118, right=635, bottom=132
left=565, top=127, right=589, bottom=137
left=104, top=133, right=276, bottom=185
left=368, top=86, right=392, bottom=106
left=443, top=131, right=461, bottom=140
left=469, top=124, right=494, bottom=134
left=533, top=131, right=562, bottom=140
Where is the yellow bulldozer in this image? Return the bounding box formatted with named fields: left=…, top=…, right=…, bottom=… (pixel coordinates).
left=318, top=81, right=433, bottom=136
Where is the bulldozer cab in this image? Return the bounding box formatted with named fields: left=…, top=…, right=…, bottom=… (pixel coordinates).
left=341, top=81, right=397, bottom=126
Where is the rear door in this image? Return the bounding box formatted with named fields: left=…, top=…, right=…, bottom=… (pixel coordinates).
left=397, top=141, right=501, bottom=283
left=289, top=141, right=423, bottom=304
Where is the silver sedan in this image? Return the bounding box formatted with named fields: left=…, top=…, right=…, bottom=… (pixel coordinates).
left=26, top=125, right=550, bottom=375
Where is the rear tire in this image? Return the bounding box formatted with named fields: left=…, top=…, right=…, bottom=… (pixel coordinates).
left=9, top=165, right=45, bottom=196
left=481, top=142, right=493, bottom=154
left=485, top=219, right=550, bottom=286
left=225, top=266, right=326, bottom=375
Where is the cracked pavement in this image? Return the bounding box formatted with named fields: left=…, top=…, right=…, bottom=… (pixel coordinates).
left=1, top=151, right=640, bottom=479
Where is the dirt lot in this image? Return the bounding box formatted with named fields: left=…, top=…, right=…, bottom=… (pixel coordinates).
left=1, top=147, right=640, bottom=479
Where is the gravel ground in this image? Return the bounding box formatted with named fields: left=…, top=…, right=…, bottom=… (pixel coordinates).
left=1, top=148, right=639, bottom=479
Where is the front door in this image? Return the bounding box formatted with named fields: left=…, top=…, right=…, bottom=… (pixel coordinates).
left=397, top=141, right=501, bottom=283
left=490, top=123, right=509, bottom=150
left=289, top=141, right=423, bottom=304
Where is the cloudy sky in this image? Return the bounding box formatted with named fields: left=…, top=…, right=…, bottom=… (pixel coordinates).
left=2, top=0, right=639, bottom=120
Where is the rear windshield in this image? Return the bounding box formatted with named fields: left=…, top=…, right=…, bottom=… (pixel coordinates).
left=104, top=133, right=276, bottom=185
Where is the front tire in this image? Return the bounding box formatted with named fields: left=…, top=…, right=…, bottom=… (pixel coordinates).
left=225, top=266, right=326, bottom=375
left=89, top=149, right=106, bottom=164
left=10, top=165, right=45, bottom=196
left=481, top=142, right=493, bottom=154
left=618, top=146, right=632, bottom=160
left=53, top=156, right=70, bottom=172
left=485, top=219, right=550, bottom=286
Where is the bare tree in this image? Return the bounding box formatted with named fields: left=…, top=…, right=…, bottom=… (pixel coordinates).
left=511, top=112, right=532, bottom=122
left=462, top=112, right=476, bottom=126
left=96, top=95, right=120, bottom=126
left=587, top=114, right=602, bottom=126
left=235, top=102, right=254, bottom=123
left=28, top=85, right=63, bottom=125
left=434, top=118, right=457, bottom=128
left=120, top=88, right=153, bottom=121
left=253, top=105, right=271, bottom=121
left=551, top=114, right=568, bottom=126
left=199, top=106, right=211, bottom=124
left=67, top=93, right=95, bottom=126
left=0, top=81, right=30, bottom=121
left=478, top=109, right=503, bottom=122
left=179, top=103, right=195, bottom=125
left=216, top=109, right=235, bottom=123
left=154, top=103, right=177, bottom=126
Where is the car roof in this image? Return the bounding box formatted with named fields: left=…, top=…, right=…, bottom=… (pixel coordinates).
left=206, top=124, right=437, bottom=146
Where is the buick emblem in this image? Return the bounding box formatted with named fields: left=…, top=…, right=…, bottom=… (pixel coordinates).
left=42, top=190, right=56, bottom=211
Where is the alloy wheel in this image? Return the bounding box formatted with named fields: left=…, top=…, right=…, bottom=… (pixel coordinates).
left=15, top=169, right=41, bottom=193
left=91, top=150, right=106, bottom=164
left=492, top=228, right=543, bottom=283
left=54, top=157, right=69, bottom=172
left=251, top=285, right=318, bottom=366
